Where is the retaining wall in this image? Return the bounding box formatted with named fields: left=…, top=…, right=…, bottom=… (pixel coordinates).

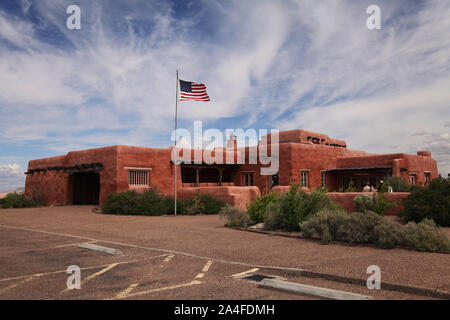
left=178, top=186, right=261, bottom=211
left=271, top=186, right=409, bottom=215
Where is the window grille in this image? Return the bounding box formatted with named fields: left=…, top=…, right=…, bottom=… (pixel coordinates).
left=321, top=171, right=327, bottom=187
left=125, top=167, right=152, bottom=187
left=301, top=170, right=309, bottom=188
left=244, top=172, right=254, bottom=186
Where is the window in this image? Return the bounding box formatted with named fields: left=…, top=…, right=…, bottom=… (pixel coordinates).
left=301, top=170, right=309, bottom=188
left=321, top=171, right=327, bottom=188
left=181, top=168, right=195, bottom=183
left=272, top=174, right=279, bottom=187
left=409, top=174, right=416, bottom=186
left=424, top=172, right=431, bottom=186
left=125, top=167, right=151, bottom=187
left=243, top=172, right=254, bottom=186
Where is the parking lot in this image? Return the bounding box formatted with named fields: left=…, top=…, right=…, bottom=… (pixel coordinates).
left=0, top=226, right=303, bottom=300
left=0, top=206, right=448, bottom=300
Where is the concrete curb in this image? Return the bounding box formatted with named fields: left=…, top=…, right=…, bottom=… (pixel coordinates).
left=289, top=269, right=450, bottom=300
left=259, top=278, right=373, bottom=300
left=235, top=228, right=450, bottom=299
left=255, top=266, right=450, bottom=300
left=78, top=243, right=123, bottom=256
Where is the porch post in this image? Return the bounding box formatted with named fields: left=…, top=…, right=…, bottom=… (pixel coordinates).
left=218, top=168, right=223, bottom=186
left=195, top=168, right=200, bottom=187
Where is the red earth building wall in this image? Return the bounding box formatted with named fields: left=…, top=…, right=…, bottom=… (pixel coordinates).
left=24, top=129, right=440, bottom=213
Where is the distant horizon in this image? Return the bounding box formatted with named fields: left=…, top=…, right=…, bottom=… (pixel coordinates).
left=0, top=186, right=25, bottom=194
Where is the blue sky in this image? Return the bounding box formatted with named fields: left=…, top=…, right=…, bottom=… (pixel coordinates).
left=0, top=0, right=449, bottom=191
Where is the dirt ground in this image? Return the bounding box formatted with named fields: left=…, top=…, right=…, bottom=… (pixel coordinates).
left=0, top=206, right=448, bottom=300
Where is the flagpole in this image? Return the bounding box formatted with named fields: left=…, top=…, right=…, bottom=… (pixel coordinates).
left=174, top=70, right=179, bottom=216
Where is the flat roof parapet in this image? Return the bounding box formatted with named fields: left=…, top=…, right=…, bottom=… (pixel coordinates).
left=261, top=129, right=347, bottom=148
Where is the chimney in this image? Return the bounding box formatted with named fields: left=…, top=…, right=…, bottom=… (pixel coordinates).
left=226, top=133, right=237, bottom=150
left=417, top=151, right=431, bottom=157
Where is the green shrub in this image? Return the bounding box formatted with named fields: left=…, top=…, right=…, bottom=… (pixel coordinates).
left=371, top=192, right=397, bottom=216
left=159, top=196, right=174, bottom=215
left=300, top=210, right=450, bottom=253
left=181, top=193, right=226, bottom=215
left=279, top=184, right=343, bottom=231
left=138, top=188, right=167, bottom=215
left=158, top=196, right=191, bottom=215
left=338, top=211, right=382, bottom=243
left=196, top=194, right=226, bottom=214
left=353, top=193, right=396, bottom=216
left=372, top=220, right=404, bottom=249
left=0, top=192, right=35, bottom=208
left=301, top=210, right=382, bottom=244
left=399, top=177, right=450, bottom=227
left=219, top=204, right=250, bottom=227
left=353, top=195, right=374, bottom=213
left=185, top=194, right=205, bottom=215
left=101, top=190, right=142, bottom=215
left=101, top=189, right=226, bottom=216
left=245, top=183, right=343, bottom=231
left=403, top=220, right=450, bottom=253
left=247, top=192, right=279, bottom=223
left=385, top=177, right=412, bottom=192
left=263, top=202, right=283, bottom=229
left=300, top=209, right=348, bottom=244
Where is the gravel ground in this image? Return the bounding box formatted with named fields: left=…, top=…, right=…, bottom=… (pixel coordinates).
left=0, top=206, right=448, bottom=300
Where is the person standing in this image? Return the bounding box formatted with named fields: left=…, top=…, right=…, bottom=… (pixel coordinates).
left=362, top=182, right=371, bottom=192
left=378, top=180, right=384, bottom=192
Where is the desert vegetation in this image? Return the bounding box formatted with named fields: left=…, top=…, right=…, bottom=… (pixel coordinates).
left=220, top=181, right=449, bottom=253
left=101, top=188, right=226, bottom=216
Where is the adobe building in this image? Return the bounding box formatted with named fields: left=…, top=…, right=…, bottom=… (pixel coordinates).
left=24, top=129, right=439, bottom=209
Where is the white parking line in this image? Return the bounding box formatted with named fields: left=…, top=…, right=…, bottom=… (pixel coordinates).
left=231, top=268, right=259, bottom=278
left=0, top=260, right=137, bottom=283
left=59, top=263, right=120, bottom=295
left=195, top=260, right=213, bottom=279
left=113, top=259, right=212, bottom=299
left=0, top=275, right=40, bottom=295
left=0, top=224, right=309, bottom=273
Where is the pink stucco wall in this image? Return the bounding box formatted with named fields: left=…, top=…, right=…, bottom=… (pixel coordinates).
left=271, top=187, right=409, bottom=216
left=178, top=186, right=261, bottom=211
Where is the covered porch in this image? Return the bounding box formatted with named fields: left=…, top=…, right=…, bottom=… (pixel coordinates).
left=326, top=166, right=392, bottom=191
left=180, top=164, right=239, bottom=187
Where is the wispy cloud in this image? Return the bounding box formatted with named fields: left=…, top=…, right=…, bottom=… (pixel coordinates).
left=0, top=0, right=449, bottom=191
left=0, top=164, right=24, bottom=192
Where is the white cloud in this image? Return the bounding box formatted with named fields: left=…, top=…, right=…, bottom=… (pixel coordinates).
left=0, top=164, right=25, bottom=191
left=278, top=79, right=450, bottom=175
left=0, top=0, right=448, bottom=175
left=21, top=0, right=32, bottom=15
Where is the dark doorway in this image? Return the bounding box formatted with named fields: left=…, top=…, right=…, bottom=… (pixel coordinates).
left=72, top=172, right=100, bottom=205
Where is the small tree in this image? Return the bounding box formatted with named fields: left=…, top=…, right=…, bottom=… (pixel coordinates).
left=353, top=195, right=374, bottom=213
left=372, top=192, right=396, bottom=216
left=247, top=192, right=279, bottom=223
left=399, top=177, right=450, bottom=227
left=385, top=177, right=411, bottom=192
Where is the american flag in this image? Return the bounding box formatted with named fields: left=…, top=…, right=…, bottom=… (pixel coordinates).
left=179, top=79, right=210, bottom=102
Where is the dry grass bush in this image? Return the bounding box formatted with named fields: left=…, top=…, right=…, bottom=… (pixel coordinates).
left=300, top=210, right=450, bottom=252
left=219, top=204, right=250, bottom=227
